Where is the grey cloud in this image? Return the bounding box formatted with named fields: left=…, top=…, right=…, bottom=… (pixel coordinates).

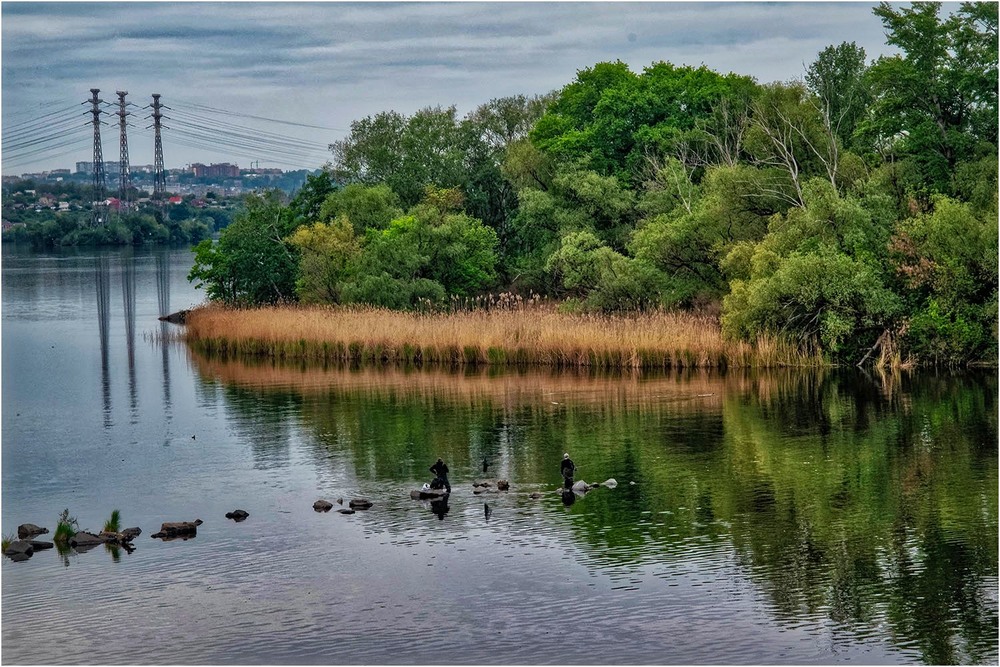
left=4, top=1, right=900, bottom=173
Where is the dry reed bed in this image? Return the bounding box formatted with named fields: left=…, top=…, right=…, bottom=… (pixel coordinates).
left=184, top=304, right=823, bottom=369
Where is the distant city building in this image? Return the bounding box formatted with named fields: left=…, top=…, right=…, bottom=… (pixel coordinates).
left=191, top=162, right=240, bottom=178
left=75, top=161, right=121, bottom=175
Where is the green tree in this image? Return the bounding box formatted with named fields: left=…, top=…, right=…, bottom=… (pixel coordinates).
left=632, top=164, right=786, bottom=307
left=287, top=216, right=361, bottom=304
left=188, top=191, right=299, bottom=305
left=805, top=41, right=871, bottom=150
left=319, top=183, right=403, bottom=233
left=330, top=106, right=467, bottom=207
left=545, top=230, right=661, bottom=312
left=339, top=188, right=499, bottom=308
left=862, top=2, right=998, bottom=191
left=890, top=196, right=998, bottom=363
left=721, top=180, right=902, bottom=358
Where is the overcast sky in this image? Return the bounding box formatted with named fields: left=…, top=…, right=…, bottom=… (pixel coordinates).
left=2, top=2, right=904, bottom=175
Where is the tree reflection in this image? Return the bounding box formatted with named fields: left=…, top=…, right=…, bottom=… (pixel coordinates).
left=190, top=353, right=997, bottom=663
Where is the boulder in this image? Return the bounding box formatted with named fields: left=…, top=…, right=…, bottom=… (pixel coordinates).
left=99, top=527, right=141, bottom=545
left=70, top=531, right=110, bottom=547
left=313, top=500, right=334, bottom=512
left=529, top=492, right=543, bottom=499
left=602, top=478, right=618, bottom=489
left=472, top=481, right=493, bottom=488
left=225, top=510, right=250, bottom=522
left=158, top=309, right=189, bottom=324
left=348, top=498, right=373, bottom=510
left=496, top=480, right=510, bottom=491
left=120, top=527, right=142, bottom=542
left=151, top=520, right=202, bottom=539
left=572, top=480, right=592, bottom=494
left=17, top=523, right=48, bottom=539
left=4, top=540, right=34, bottom=560
left=337, top=508, right=355, bottom=515
left=27, top=540, right=54, bottom=551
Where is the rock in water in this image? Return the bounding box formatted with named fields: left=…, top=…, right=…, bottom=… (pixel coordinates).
left=337, top=508, right=355, bottom=515
left=313, top=500, right=334, bottom=512
left=4, top=540, right=34, bottom=560
left=150, top=520, right=203, bottom=540
left=70, top=531, right=109, bottom=547
left=348, top=498, right=373, bottom=510
left=225, top=509, right=250, bottom=522
left=158, top=309, right=189, bottom=324
left=17, top=523, right=48, bottom=539
left=120, top=527, right=142, bottom=542
left=602, top=478, right=618, bottom=489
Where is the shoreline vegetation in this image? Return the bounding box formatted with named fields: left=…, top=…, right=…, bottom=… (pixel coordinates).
left=184, top=303, right=825, bottom=369
left=181, top=5, right=998, bottom=367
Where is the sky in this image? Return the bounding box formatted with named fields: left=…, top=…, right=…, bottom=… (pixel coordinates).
left=2, top=1, right=903, bottom=176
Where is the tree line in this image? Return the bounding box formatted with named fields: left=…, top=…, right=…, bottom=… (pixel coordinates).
left=189, top=2, right=997, bottom=365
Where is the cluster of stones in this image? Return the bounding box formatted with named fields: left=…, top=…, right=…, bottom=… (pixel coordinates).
left=313, top=498, right=373, bottom=515
left=472, top=479, right=511, bottom=494
left=3, top=524, right=54, bottom=562
left=3, top=523, right=144, bottom=562
left=5, top=480, right=620, bottom=562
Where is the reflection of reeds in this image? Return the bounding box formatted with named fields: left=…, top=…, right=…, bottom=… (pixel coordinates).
left=190, top=350, right=830, bottom=416
left=184, top=304, right=823, bottom=369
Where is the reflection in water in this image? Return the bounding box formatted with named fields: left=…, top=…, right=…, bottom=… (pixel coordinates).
left=156, top=251, right=173, bottom=417
left=94, top=256, right=112, bottom=428
left=430, top=495, right=450, bottom=520
left=121, top=252, right=138, bottom=422
left=189, top=353, right=998, bottom=664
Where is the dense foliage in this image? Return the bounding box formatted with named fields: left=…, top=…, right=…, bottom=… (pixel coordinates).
left=188, top=2, right=997, bottom=365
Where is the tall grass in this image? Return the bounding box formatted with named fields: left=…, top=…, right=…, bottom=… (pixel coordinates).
left=183, top=302, right=825, bottom=370
left=103, top=509, right=121, bottom=534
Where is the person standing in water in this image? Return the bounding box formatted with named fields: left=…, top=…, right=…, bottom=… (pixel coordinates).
left=430, top=457, right=451, bottom=493
left=560, top=453, right=576, bottom=488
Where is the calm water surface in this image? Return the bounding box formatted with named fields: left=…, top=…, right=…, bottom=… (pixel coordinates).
left=2, top=246, right=997, bottom=665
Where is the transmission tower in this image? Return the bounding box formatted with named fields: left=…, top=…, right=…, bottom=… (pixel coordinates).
left=86, top=88, right=106, bottom=225
left=148, top=94, right=167, bottom=200
left=115, top=91, right=132, bottom=212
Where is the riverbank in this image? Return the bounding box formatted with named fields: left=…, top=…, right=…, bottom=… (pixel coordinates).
left=183, top=304, right=823, bottom=369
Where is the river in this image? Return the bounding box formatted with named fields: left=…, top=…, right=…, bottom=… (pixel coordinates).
left=2, top=245, right=997, bottom=665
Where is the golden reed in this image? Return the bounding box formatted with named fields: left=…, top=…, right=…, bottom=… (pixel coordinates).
left=183, top=303, right=823, bottom=369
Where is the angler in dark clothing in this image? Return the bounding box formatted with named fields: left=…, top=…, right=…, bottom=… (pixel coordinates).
left=560, top=453, right=576, bottom=488
left=430, top=458, right=451, bottom=493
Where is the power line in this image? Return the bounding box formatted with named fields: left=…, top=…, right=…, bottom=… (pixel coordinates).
left=172, top=98, right=347, bottom=132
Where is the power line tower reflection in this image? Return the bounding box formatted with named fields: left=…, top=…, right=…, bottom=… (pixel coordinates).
left=121, top=251, right=138, bottom=423
left=155, top=251, right=173, bottom=415
left=95, top=256, right=112, bottom=428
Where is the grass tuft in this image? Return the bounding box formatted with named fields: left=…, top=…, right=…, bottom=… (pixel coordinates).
left=53, top=508, right=79, bottom=545
left=103, top=509, right=121, bottom=534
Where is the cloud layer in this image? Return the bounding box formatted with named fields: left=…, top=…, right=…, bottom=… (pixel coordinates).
left=2, top=2, right=894, bottom=173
